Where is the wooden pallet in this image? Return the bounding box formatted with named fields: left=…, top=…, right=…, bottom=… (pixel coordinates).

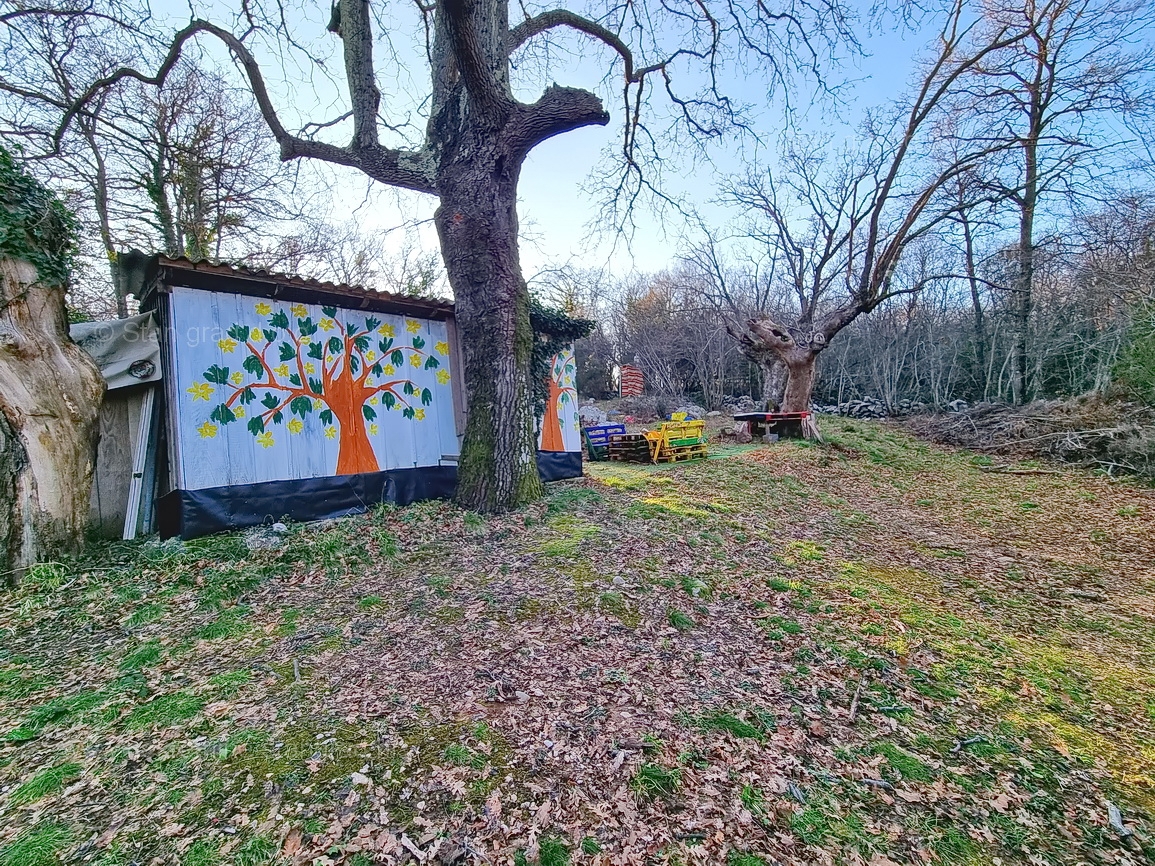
left=653, top=443, right=708, bottom=463
left=645, top=420, right=708, bottom=463
left=608, top=433, right=651, bottom=462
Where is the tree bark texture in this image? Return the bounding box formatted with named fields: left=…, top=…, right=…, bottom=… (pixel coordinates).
left=0, top=257, right=104, bottom=584
left=423, top=0, right=606, bottom=511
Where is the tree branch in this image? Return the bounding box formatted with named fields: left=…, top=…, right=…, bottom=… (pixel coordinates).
left=503, top=84, right=609, bottom=163
left=55, top=19, right=438, bottom=195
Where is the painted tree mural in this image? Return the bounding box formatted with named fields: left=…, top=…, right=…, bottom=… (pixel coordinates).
left=188, top=301, right=450, bottom=475
left=539, top=351, right=577, bottom=453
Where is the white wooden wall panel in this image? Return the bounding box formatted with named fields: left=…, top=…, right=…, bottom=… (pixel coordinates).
left=167, top=286, right=457, bottom=490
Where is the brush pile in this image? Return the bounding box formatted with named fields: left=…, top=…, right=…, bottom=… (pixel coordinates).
left=907, top=395, right=1155, bottom=479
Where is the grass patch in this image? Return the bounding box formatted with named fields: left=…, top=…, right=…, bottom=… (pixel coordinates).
left=537, top=835, right=570, bottom=866
left=668, top=608, right=695, bottom=630
left=195, top=606, right=250, bottom=640
left=120, top=642, right=163, bottom=671
left=630, top=762, right=681, bottom=799
left=8, top=762, right=81, bottom=805
left=870, top=742, right=934, bottom=782
left=0, top=822, right=71, bottom=866
left=682, top=708, right=768, bottom=740
left=122, top=691, right=205, bottom=731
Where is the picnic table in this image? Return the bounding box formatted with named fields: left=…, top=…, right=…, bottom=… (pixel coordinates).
left=733, top=411, right=813, bottom=440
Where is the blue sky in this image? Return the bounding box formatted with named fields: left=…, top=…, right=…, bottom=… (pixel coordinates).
left=167, top=0, right=941, bottom=278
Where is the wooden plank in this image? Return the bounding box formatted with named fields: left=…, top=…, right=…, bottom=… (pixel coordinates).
left=123, top=385, right=156, bottom=540
left=89, top=393, right=133, bottom=537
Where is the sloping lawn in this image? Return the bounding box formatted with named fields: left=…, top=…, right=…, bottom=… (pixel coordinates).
left=1, top=418, right=1153, bottom=865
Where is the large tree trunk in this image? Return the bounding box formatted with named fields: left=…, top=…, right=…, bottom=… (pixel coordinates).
left=0, top=257, right=104, bottom=585
left=435, top=165, right=542, bottom=512
left=780, top=351, right=818, bottom=413
left=759, top=358, right=787, bottom=410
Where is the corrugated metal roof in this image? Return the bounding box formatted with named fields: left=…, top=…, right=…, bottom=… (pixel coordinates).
left=155, top=255, right=454, bottom=319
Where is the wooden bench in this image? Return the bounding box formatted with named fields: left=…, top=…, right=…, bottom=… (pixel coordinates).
left=644, top=420, right=708, bottom=463
left=733, top=411, right=815, bottom=440
left=582, top=423, right=627, bottom=461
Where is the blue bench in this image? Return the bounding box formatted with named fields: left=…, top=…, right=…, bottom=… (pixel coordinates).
left=582, top=423, right=627, bottom=461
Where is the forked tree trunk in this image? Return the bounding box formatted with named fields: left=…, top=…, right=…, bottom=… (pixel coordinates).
left=0, top=257, right=104, bottom=585
left=435, top=166, right=542, bottom=511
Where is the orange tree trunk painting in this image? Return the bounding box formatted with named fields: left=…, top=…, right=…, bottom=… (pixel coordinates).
left=539, top=352, right=576, bottom=452
left=192, top=302, right=449, bottom=475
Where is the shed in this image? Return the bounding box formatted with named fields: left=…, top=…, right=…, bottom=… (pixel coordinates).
left=116, top=254, right=580, bottom=539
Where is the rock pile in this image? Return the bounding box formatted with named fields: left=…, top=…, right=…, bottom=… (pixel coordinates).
left=812, top=398, right=970, bottom=418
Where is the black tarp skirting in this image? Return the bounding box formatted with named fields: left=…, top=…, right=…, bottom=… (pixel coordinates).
left=158, top=466, right=457, bottom=540
left=536, top=450, right=583, bottom=482
left=159, top=451, right=583, bottom=539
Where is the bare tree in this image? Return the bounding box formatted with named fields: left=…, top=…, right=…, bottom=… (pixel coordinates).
left=14, top=0, right=854, bottom=510
left=0, top=10, right=292, bottom=314
left=956, top=0, right=1155, bottom=402
left=719, top=1, right=1030, bottom=414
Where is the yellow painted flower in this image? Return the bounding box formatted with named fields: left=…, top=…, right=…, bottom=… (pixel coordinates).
left=187, top=382, right=214, bottom=402
left=366, top=350, right=376, bottom=362
left=274, top=364, right=290, bottom=377
left=305, top=362, right=315, bottom=374
left=250, top=327, right=263, bottom=342
left=197, top=420, right=218, bottom=439
left=369, top=423, right=379, bottom=435
left=217, top=337, right=237, bottom=353
left=405, top=319, right=421, bottom=334
left=255, top=302, right=272, bottom=316
left=234, top=406, right=245, bottom=418
left=287, top=418, right=304, bottom=434
left=319, top=318, right=335, bottom=332
left=256, top=431, right=274, bottom=448
left=435, top=340, right=449, bottom=356
left=229, top=371, right=243, bottom=385
left=378, top=323, right=395, bottom=337
left=312, top=398, right=323, bottom=409
left=300, top=335, right=311, bottom=345
left=436, top=369, right=451, bottom=385
left=409, top=354, right=422, bottom=368
left=414, top=408, right=426, bottom=421
left=324, top=426, right=337, bottom=439
left=369, top=396, right=379, bottom=405
left=364, top=377, right=374, bottom=388
left=291, top=304, right=307, bottom=318
left=384, top=364, right=395, bottom=376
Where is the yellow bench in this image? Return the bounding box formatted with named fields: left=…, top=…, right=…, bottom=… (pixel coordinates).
left=644, top=420, right=708, bottom=463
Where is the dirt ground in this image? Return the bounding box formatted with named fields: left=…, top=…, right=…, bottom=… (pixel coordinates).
left=1, top=418, right=1153, bottom=865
